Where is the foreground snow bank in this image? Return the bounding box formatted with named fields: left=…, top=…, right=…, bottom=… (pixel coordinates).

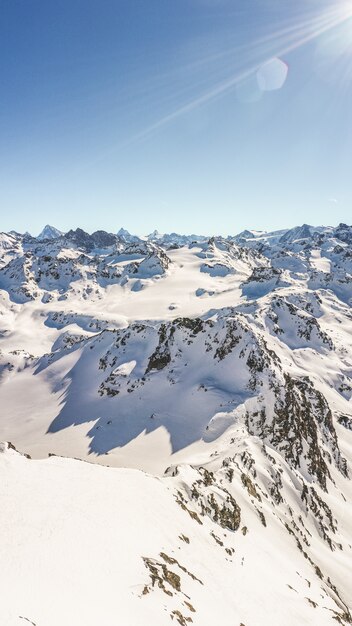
left=1, top=442, right=351, bottom=626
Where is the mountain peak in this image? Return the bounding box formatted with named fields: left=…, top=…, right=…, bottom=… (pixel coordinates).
left=279, top=223, right=312, bottom=244
left=117, top=227, right=131, bottom=237
left=148, top=229, right=160, bottom=239
left=37, top=225, right=63, bottom=241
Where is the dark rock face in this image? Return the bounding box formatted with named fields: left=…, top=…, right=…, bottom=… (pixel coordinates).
left=334, top=223, right=352, bottom=244
left=65, top=228, right=117, bottom=251
left=246, top=375, right=347, bottom=490
left=65, top=228, right=94, bottom=250
left=91, top=230, right=117, bottom=248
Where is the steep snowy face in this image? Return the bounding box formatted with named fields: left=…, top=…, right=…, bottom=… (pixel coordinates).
left=279, top=223, right=313, bottom=244
left=116, top=227, right=141, bottom=243
left=37, top=225, right=63, bottom=240
left=0, top=232, right=23, bottom=267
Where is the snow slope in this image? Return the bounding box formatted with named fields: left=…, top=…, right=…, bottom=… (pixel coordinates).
left=0, top=224, right=351, bottom=625
left=1, top=439, right=351, bottom=626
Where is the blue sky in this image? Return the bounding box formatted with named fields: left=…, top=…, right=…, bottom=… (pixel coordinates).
left=1, top=0, right=352, bottom=236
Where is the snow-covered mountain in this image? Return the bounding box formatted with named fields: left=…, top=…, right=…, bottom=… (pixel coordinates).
left=116, top=227, right=141, bottom=243
left=0, top=223, right=351, bottom=625
left=148, top=229, right=209, bottom=247
left=37, top=224, right=64, bottom=240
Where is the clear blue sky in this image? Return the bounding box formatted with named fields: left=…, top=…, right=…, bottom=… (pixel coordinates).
left=1, top=0, right=352, bottom=236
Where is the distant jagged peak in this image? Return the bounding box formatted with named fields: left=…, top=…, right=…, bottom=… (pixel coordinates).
left=147, top=229, right=161, bottom=240
left=91, top=230, right=117, bottom=248
left=117, top=227, right=131, bottom=237
left=6, top=229, right=32, bottom=240
left=65, top=226, right=90, bottom=239
left=147, top=230, right=208, bottom=248
left=116, top=227, right=141, bottom=243
left=232, top=229, right=267, bottom=241
left=64, top=228, right=117, bottom=251
left=334, top=222, right=352, bottom=244
left=37, top=225, right=63, bottom=241
left=2, top=230, right=22, bottom=242
left=279, top=223, right=313, bottom=244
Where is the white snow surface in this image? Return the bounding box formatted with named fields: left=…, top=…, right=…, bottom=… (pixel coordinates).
left=0, top=224, right=351, bottom=625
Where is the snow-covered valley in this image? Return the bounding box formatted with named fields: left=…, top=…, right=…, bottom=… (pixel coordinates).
left=1, top=223, right=351, bottom=625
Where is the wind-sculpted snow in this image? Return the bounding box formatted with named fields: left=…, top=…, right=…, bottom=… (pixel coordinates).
left=0, top=224, right=352, bottom=625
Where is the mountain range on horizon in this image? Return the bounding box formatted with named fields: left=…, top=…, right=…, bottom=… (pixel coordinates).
left=8, top=220, right=351, bottom=247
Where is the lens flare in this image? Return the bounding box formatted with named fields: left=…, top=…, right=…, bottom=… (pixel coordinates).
left=257, top=58, right=289, bottom=92
left=131, top=2, right=352, bottom=142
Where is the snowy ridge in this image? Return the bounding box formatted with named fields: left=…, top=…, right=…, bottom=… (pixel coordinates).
left=0, top=431, right=351, bottom=626
left=0, top=223, right=351, bottom=625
